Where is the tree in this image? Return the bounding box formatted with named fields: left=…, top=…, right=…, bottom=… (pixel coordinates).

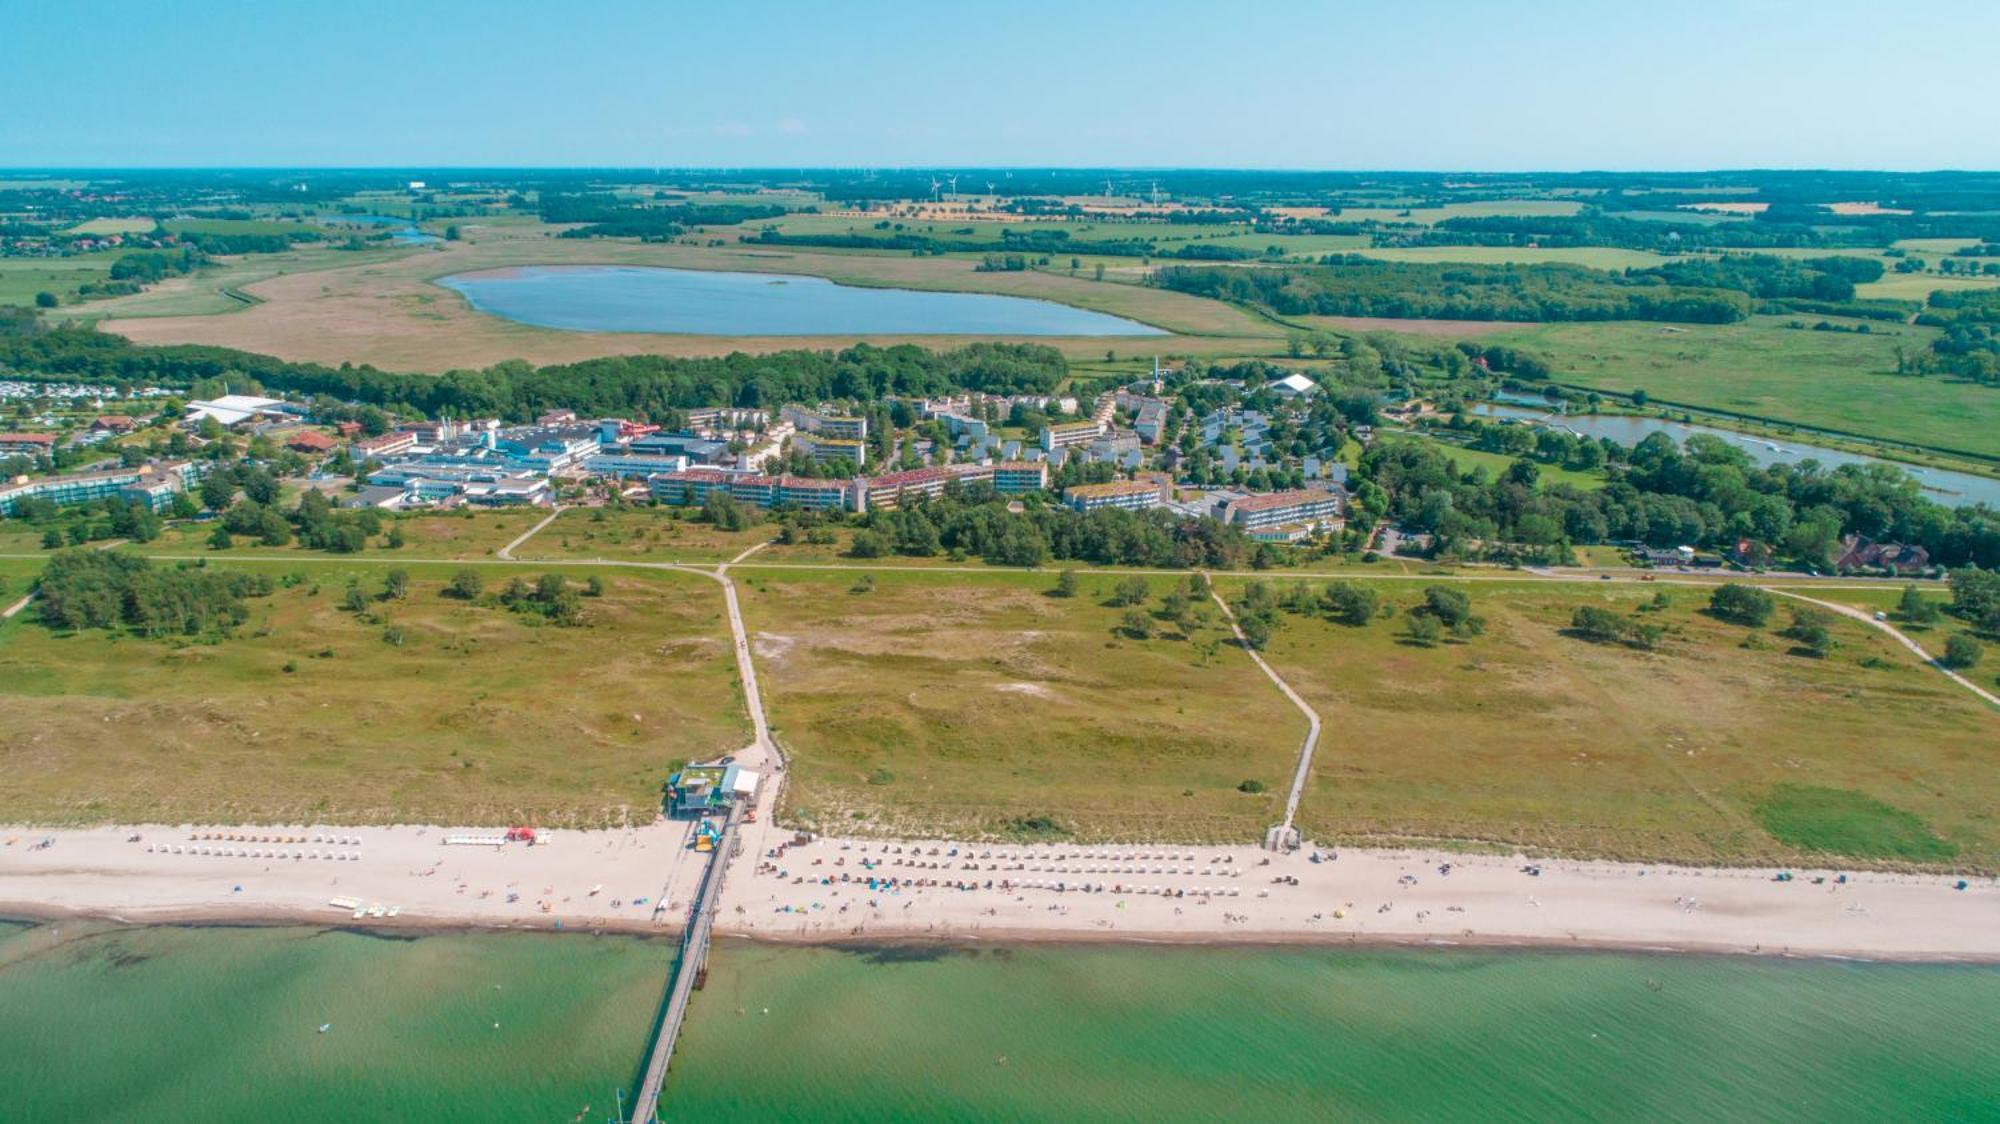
left=383, top=569, right=409, bottom=601
left=385, top=524, right=405, bottom=550
left=848, top=529, right=888, bottom=558
left=41, top=528, right=62, bottom=550
left=199, top=473, right=235, bottom=512
left=1897, top=585, right=1940, bottom=626
left=1948, top=567, right=2000, bottom=629
left=34, top=291, right=57, bottom=309
left=207, top=524, right=233, bottom=550
left=341, top=580, right=369, bottom=613
left=584, top=576, right=605, bottom=597
left=1051, top=569, right=1079, bottom=598
left=1780, top=607, right=1834, bottom=658
left=1709, top=584, right=1775, bottom=627
left=1942, top=633, right=1984, bottom=670
left=240, top=468, right=279, bottom=505
left=446, top=569, right=484, bottom=600
left=1119, top=608, right=1153, bottom=639
left=1236, top=612, right=1271, bottom=650
left=1111, top=576, right=1150, bottom=607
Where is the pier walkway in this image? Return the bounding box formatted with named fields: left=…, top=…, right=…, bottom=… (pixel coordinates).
left=628, top=801, right=742, bottom=1124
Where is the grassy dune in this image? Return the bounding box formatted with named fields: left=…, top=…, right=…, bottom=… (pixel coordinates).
left=513, top=508, right=773, bottom=564
left=1250, top=580, right=1996, bottom=867
left=735, top=568, right=1305, bottom=841
left=0, top=562, right=746, bottom=826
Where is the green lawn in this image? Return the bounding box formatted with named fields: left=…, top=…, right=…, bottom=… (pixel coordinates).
left=1481, top=315, right=2000, bottom=457
left=0, top=561, right=747, bottom=826
left=1247, top=579, right=1998, bottom=868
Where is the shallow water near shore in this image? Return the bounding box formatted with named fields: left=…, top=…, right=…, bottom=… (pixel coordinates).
left=4, top=923, right=1998, bottom=1122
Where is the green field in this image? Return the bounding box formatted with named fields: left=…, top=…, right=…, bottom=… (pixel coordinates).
left=0, top=254, right=118, bottom=306
left=1249, top=579, right=1996, bottom=867
left=1377, top=432, right=1606, bottom=491
left=0, top=561, right=747, bottom=826
left=1478, top=315, right=2000, bottom=457
left=735, top=567, right=1305, bottom=841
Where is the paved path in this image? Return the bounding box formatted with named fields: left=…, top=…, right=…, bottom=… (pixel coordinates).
left=1, top=592, right=33, bottom=620
left=1204, top=576, right=1322, bottom=837
left=495, top=505, right=564, bottom=560
left=1765, top=587, right=2000, bottom=710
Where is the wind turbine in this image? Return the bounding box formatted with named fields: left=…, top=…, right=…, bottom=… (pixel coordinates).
left=1149, top=180, right=1163, bottom=205
left=1104, top=176, right=1115, bottom=199
left=946, top=174, right=959, bottom=201
left=929, top=177, right=942, bottom=202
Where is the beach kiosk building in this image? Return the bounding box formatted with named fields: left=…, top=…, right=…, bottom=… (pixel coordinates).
left=667, top=763, right=761, bottom=818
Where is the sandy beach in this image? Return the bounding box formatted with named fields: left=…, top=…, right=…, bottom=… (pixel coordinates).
left=4, top=819, right=1996, bottom=961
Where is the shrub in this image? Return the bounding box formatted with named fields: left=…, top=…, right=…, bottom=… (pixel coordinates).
left=1324, top=581, right=1379, bottom=626
left=1569, top=605, right=1662, bottom=650
left=1942, top=633, right=1983, bottom=670
left=445, top=569, right=484, bottom=600
left=1236, top=779, right=1267, bottom=794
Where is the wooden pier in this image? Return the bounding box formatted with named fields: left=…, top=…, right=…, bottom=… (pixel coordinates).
left=627, top=802, right=741, bottom=1124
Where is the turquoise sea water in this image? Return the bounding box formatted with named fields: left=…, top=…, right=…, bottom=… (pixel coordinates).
left=4, top=923, right=1997, bottom=1123
left=0, top=922, right=665, bottom=1123
left=437, top=265, right=1168, bottom=337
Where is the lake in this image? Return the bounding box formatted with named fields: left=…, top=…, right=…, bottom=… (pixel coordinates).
left=437, top=265, right=1168, bottom=337
left=1476, top=402, right=2000, bottom=509
left=5, top=922, right=1998, bottom=1122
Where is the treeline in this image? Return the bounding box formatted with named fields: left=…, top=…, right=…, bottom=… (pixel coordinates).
left=841, top=486, right=1255, bottom=570
left=109, top=247, right=205, bottom=284
left=1642, top=254, right=1883, bottom=302
left=1153, top=258, right=1754, bottom=324
left=1899, top=290, right=2000, bottom=385
left=1356, top=427, right=1999, bottom=568
left=182, top=230, right=323, bottom=255
left=540, top=193, right=785, bottom=240
left=35, top=549, right=274, bottom=637
left=0, top=330, right=1070, bottom=421
left=747, top=227, right=1260, bottom=260
left=1380, top=213, right=1876, bottom=253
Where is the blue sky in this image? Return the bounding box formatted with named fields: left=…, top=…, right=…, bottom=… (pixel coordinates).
left=4, top=0, right=1997, bottom=169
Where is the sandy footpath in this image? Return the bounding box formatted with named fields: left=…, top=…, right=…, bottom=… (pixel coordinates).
left=4, top=820, right=1997, bottom=961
